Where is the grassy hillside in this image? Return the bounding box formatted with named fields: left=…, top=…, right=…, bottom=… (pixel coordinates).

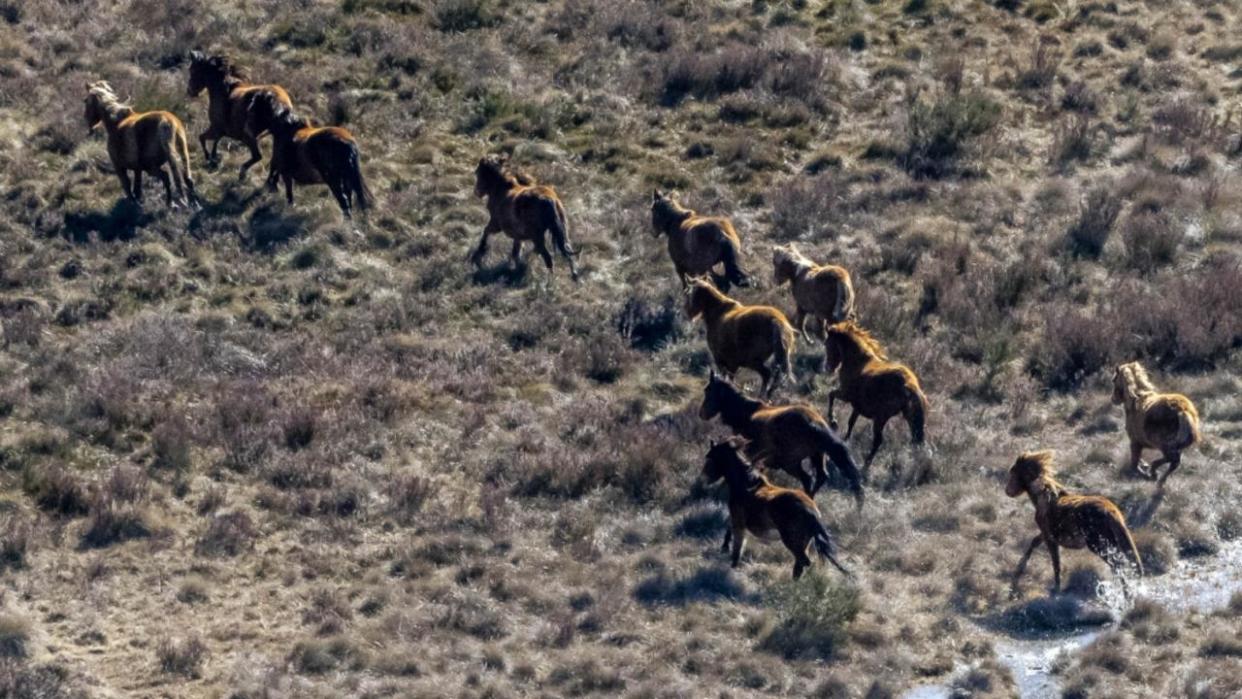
left=1, top=0, right=1241, bottom=696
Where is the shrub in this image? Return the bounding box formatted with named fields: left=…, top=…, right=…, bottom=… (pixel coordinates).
left=901, top=91, right=1000, bottom=178
left=156, top=635, right=208, bottom=678
left=23, top=466, right=88, bottom=517
left=1050, top=114, right=1094, bottom=168
left=386, top=474, right=432, bottom=524
left=1017, top=38, right=1059, bottom=90
left=1065, top=186, right=1122, bottom=258
left=759, top=574, right=860, bottom=659
left=289, top=636, right=368, bottom=674
left=0, top=614, right=31, bottom=658
left=80, top=499, right=151, bottom=549
left=1121, top=211, right=1181, bottom=272
left=769, top=173, right=841, bottom=240
left=615, top=293, right=683, bottom=352
left=151, top=417, right=192, bottom=472
left=1031, top=303, right=1115, bottom=390
left=195, top=511, right=257, bottom=557
left=433, top=0, right=500, bottom=32
left=0, top=517, right=30, bottom=572
left=176, top=576, right=211, bottom=604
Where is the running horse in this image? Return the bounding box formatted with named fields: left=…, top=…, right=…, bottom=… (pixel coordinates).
left=470, top=155, right=580, bottom=281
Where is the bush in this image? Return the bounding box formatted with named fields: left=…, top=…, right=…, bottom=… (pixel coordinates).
left=23, top=466, right=88, bottom=517
left=195, top=511, right=257, bottom=557
left=1121, top=211, right=1181, bottom=272
left=769, top=173, right=841, bottom=240
left=1031, top=303, right=1115, bottom=390
left=385, top=474, right=432, bottom=524
left=1050, top=114, right=1094, bottom=168
left=151, top=417, right=192, bottom=472
left=433, top=0, right=500, bottom=32
left=759, top=574, right=860, bottom=659
left=1065, top=186, right=1122, bottom=258
left=0, top=614, right=31, bottom=658
left=289, top=636, right=368, bottom=674
left=0, top=517, right=30, bottom=572
left=615, top=294, right=683, bottom=352
left=156, top=635, right=208, bottom=678
left=901, top=91, right=1000, bottom=178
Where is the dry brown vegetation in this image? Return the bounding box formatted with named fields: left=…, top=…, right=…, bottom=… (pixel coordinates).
left=1, top=0, right=1241, bottom=697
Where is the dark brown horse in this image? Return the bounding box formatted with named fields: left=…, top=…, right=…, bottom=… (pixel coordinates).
left=1006, top=450, right=1143, bottom=595
left=700, top=372, right=863, bottom=505
left=651, top=190, right=750, bottom=291
left=471, top=155, right=580, bottom=281
left=823, top=321, right=928, bottom=469
left=266, top=109, right=373, bottom=219
left=84, top=81, right=198, bottom=208
left=702, top=439, right=850, bottom=579
left=187, top=51, right=293, bottom=184
left=686, top=278, right=795, bottom=397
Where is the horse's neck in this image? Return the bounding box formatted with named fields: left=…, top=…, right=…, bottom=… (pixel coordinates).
left=788, top=257, right=813, bottom=280
left=214, top=76, right=245, bottom=96
left=661, top=208, right=693, bottom=235
left=839, top=344, right=874, bottom=375
left=720, top=394, right=762, bottom=435
left=1027, top=477, right=1064, bottom=515
left=100, top=104, right=134, bottom=131
left=723, top=462, right=764, bottom=495
left=700, top=292, right=736, bottom=319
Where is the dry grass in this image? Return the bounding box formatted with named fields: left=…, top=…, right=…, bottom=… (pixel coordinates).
left=0, top=0, right=1239, bottom=696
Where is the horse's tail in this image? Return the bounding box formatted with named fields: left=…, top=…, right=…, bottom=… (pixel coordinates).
left=1108, top=514, right=1144, bottom=578
left=549, top=198, right=576, bottom=256
left=812, top=519, right=852, bottom=577
left=346, top=142, right=373, bottom=211
left=1176, top=408, right=1200, bottom=450
left=830, top=271, right=854, bottom=324
left=903, top=382, right=929, bottom=446
left=176, top=123, right=198, bottom=204
left=774, top=318, right=795, bottom=383
left=719, top=239, right=751, bottom=289
left=811, top=422, right=865, bottom=507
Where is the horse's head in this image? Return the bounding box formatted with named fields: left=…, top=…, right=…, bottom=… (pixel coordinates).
left=475, top=155, right=508, bottom=198
left=822, top=325, right=846, bottom=374
left=772, top=244, right=799, bottom=286
left=684, top=277, right=719, bottom=321
left=1006, top=450, right=1053, bottom=497
left=699, top=370, right=731, bottom=420
left=651, top=190, right=688, bottom=237
left=701, top=438, right=747, bottom=484
left=83, top=81, right=118, bottom=132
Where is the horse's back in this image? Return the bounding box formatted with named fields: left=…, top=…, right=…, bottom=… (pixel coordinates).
left=1054, top=494, right=1128, bottom=549
left=115, top=111, right=182, bottom=167
left=1142, top=394, right=1199, bottom=448
left=716, top=305, right=792, bottom=364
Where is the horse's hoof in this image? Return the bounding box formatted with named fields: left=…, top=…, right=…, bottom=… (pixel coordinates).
left=829, top=420, right=840, bottom=431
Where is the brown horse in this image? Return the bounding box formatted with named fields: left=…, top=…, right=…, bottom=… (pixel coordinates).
left=265, top=109, right=373, bottom=219
left=83, top=81, right=198, bottom=208
left=823, top=321, right=928, bottom=469
left=1006, top=450, right=1143, bottom=594
left=772, top=243, right=854, bottom=340
left=651, top=190, right=750, bottom=291
left=686, top=278, right=794, bottom=397
left=187, top=51, right=293, bottom=184
left=702, top=439, right=851, bottom=579
left=700, top=372, right=864, bottom=505
left=471, top=155, right=580, bottom=281
left=1112, top=362, right=1200, bottom=486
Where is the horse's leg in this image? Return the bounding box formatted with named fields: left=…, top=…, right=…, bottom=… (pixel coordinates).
left=238, top=135, right=262, bottom=181
left=327, top=179, right=351, bottom=219
left=813, top=454, right=830, bottom=494
left=1047, top=540, right=1062, bottom=593
left=865, top=416, right=889, bottom=469
left=1010, top=534, right=1043, bottom=595
left=1156, top=452, right=1180, bottom=487
left=198, top=127, right=221, bottom=165
left=757, top=364, right=773, bottom=398
left=1130, top=442, right=1151, bottom=479
left=155, top=167, right=174, bottom=208
left=827, top=389, right=840, bottom=431
left=131, top=171, right=143, bottom=204
left=534, top=238, right=554, bottom=274
left=789, top=459, right=814, bottom=495
left=795, top=308, right=809, bottom=341
left=116, top=168, right=134, bottom=202
left=721, top=525, right=732, bottom=554
left=470, top=222, right=499, bottom=267
left=284, top=174, right=295, bottom=205
left=845, top=409, right=860, bottom=439
left=510, top=239, right=523, bottom=269
left=730, top=523, right=746, bottom=567
left=780, top=529, right=812, bottom=579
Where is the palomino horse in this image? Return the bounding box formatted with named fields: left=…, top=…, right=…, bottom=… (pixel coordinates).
left=83, top=81, right=198, bottom=208
left=187, top=51, right=293, bottom=184
left=471, top=155, right=580, bottom=282
left=1112, top=361, right=1200, bottom=487
left=771, top=243, right=854, bottom=340
left=651, top=190, right=750, bottom=291
left=823, top=321, right=928, bottom=469
left=702, top=439, right=851, bottom=579
left=265, top=109, right=373, bottom=219
left=1006, top=450, right=1143, bottom=595
left=686, top=278, right=794, bottom=397
left=700, top=372, right=864, bottom=505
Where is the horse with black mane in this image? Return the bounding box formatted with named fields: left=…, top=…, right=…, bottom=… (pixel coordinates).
left=187, top=51, right=293, bottom=184
left=471, top=155, right=580, bottom=281
left=264, top=108, right=373, bottom=219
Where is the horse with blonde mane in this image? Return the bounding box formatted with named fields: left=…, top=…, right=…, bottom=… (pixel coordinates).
left=83, top=81, right=198, bottom=208
left=702, top=439, right=851, bottom=579
left=686, top=278, right=794, bottom=397
left=651, top=190, right=750, bottom=291
left=1006, top=450, right=1143, bottom=595
left=1112, top=361, right=1200, bottom=486
left=823, top=321, right=928, bottom=469
left=471, top=155, right=580, bottom=281
left=772, top=243, right=854, bottom=340
left=700, top=372, right=864, bottom=505
left=187, top=51, right=294, bottom=184
left=264, top=108, right=373, bottom=219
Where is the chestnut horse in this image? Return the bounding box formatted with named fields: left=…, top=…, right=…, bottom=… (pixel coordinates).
left=265, top=109, right=373, bottom=219
left=823, top=321, right=928, bottom=469
left=83, top=81, right=198, bottom=208
left=686, top=278, right=794, bottom=397
left=1006, top=450, right=1143, bottom=595
left=772, top=243, right=854, bottom=340
left=700, top=372, right=864, bottom=505
left=1112, top=362, right=1200, bottom=486
left=471, top=155, right=580, bottom=281
left=651, top=190, right=750, bottom=291
left=702, top=440, right=850, bottom=579
left=187, top=51, right=293, bottom=184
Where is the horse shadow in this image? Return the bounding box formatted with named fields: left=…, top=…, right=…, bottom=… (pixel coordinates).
left=470, top=261, right=531, bottom=287
left=979, top=592, right=1113, bottom=640
left=1123, top=489, right=1165, bottom=529
left=61, top=199, right=150, bottom=242
left=633, top=564, right=760, bottom=607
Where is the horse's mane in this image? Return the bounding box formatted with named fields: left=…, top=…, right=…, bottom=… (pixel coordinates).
left=1120, top=362, right=1156, bottom=400
left=688, top=278, right=734, bottom=312
left=197, top=52, right=249, bottom=81
left=652, top=194, right=693, bottom=226
left=773, top=244, right=812, bottom=282
left=87, top=81, right=132, bottom=116
left=1013, top=449, right=1064, bottom=495
left=477, top=157, right=518, bottom=190
left=828, top=320, right=888, bottom=360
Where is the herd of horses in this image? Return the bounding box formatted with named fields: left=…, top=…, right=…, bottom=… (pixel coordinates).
left=82, top=54, right=1206, bottom=593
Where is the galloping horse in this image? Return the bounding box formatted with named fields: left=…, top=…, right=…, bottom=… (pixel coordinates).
left=771, top=243, right=854, bottom=340
left=823, top=321, right=928, bottom=469
left=1112, top=362, right=1200, bottom=486
left=471, top=155, right=580, bottom=281
left=83, top=81, right=198, bottom=208
left=1006, top=450, right=1143, bottom=595
left=265, top=109, right=373, bottom=219
left=702, top=440, right=851, bottom=579
left=651, top=190, right=750, bottom=291
left=187, top=51, right=293, bottom=184
left=686, top=278, right=794, bottom=397
left=700, top=372, right=864, bottom=505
